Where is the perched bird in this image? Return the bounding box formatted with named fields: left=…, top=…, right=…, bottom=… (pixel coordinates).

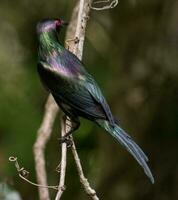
left=37, top=18, right=154, bottom=183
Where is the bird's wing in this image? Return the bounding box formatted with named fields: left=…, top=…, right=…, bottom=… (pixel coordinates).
left=84, top=75, right=115, bottom=125
left=38, top=61, right=107, bottom=120
left=38, top=48, right=115, bottom=124
left=60, top=49, right=115, bottom=125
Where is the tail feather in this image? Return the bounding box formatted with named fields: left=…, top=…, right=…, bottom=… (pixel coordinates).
left=96, top=119, right=154, bottom=184
left=117, top=125, right=149, bottom=162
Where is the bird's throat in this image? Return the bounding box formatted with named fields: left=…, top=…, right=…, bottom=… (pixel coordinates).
left=38, top=30, right=59, bottom=50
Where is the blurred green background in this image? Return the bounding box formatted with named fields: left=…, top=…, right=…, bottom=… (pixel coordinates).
left=0, top=0, right=178, bottom=199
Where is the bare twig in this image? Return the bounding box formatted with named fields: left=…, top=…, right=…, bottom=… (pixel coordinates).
left=90, top=0, right=118, bottom=10
left=9, top=156, right=58, bottom=190
left=55, top=0, right=99, bottom=198
left=71, top=139, right=99, bottom=200
left=69, top=0, right=92, bottom=59
left=33, top=95, right=58, bottom=200
left=65, top=0, right=99, bottom=198
left=55, top=119, right=67, bottom=200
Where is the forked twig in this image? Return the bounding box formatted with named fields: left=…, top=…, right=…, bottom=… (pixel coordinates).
left=9, top=156, right=58, bottom=190
left=90, top=0, right=118, bottom=10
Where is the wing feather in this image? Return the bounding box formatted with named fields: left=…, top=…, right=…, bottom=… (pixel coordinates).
left=38, top=61, right=107, bottom=120
left=38, top=48, right=115, bottom=124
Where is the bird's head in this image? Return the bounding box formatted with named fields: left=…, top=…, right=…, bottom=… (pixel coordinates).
left=37, top=18, right=68, bottom=33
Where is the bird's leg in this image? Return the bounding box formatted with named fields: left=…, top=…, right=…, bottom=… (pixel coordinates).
left=57, top=116, right=80, bottom=172
left=59, top=115, right=80, bottom=147
left=65, top=115, right=80, bottom=137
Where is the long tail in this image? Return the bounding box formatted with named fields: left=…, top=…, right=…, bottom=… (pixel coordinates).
left=96, top=119, right=154, bottom=184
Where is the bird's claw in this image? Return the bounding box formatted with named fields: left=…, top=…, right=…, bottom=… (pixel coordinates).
left=59, top=136, right=73, bottom=148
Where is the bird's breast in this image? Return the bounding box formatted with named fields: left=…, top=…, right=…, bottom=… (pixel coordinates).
left=47, top=59, right=85, bottom=81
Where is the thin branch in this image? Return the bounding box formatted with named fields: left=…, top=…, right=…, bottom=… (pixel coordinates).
left=55, top=0, right=99, bottom=198
left=65, top=1, right=99, bottom=198
left=90, top=0, right=118, bottom=10
left=33, top=95, right=58, bottom=200
left=55, top=119, right=67, bottom=200
left=69, top=0, right=92, bottom=59
left=71, top=139, right=99, bottom=200
left=9, top=156, right=58, bottom=190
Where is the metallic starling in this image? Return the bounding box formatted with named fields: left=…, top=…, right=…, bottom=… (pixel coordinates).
left=37, top=18, right=154, bottom=183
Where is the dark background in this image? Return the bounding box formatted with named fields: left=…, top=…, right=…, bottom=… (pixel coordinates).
left=0, top=0, right=178, bottom=199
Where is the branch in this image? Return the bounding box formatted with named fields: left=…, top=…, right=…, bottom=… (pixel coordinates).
left=55, top=119, right=67, bottom=200
left=71, top=138, right=99, bottom=200
left=90, top=0, right=118, bottom=10
left=33, top=95, right=58, bottom=200
left=67, top=0, right=91, bottom=59
left=9, top=156, right=58, bottom=191
left=55, top=0, right=99, bottom=198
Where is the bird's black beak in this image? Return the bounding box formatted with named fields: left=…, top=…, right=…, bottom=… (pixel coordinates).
left=61, top=20, right=69, bottom=27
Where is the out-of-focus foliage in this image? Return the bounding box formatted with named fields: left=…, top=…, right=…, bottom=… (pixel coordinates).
left=0, top=0, right=178, bottom=199
left=0, top=183, right=22, bottom=200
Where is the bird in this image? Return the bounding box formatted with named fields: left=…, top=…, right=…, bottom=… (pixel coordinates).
left=36, top=18, right=154, bottom=183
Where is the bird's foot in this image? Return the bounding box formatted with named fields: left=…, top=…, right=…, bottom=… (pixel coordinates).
left=59, top=136, right=73, bottom=148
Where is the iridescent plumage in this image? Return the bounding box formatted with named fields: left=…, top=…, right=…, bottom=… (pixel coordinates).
left=37, top=19, right=154, bottom=183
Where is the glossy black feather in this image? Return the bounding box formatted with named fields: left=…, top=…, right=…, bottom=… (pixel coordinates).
left=37, top=19, right=154, bottom=183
